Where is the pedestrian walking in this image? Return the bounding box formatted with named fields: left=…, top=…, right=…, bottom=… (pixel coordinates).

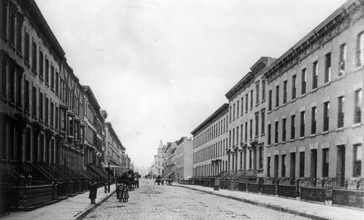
left=89, top=181, right=98, bottom=204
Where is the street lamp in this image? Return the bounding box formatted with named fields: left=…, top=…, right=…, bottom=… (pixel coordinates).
left=108, top=157, right=110, bottom=193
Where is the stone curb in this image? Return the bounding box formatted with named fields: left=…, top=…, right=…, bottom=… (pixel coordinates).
left=174, top=185, right=329, bottom=220
left=72, top=190, right=116, bottom=220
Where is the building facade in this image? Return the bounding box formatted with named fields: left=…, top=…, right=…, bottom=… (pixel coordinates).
left=162, top=142, right=177, bottom=179
left=264, top=0, right=364, bottom=184
left=175, top=137, right=193, bottom=180
left=191, top=104, right=229, bottom=178
left=153, top=140, right=165, bottom=177
left=225, top=57, right=275, bottom=179
left=105, top=122, right=127, bottom=176
left=0, top=0, right=131, bottom=212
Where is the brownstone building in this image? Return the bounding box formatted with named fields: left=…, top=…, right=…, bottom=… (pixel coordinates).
left=264, top=0, right=363, bottom=186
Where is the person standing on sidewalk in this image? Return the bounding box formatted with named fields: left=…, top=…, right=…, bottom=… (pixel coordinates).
left=89, top=181, right=98, bottom=204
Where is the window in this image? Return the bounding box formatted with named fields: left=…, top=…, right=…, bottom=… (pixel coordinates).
left=301, top=68, right=306, bottom=95
left=357, top=32, right=364, bottom=66
left=9, top=66, right=15, bottom=103
left=25, top=32, right=30, bottom=64
left=1, top=58, right=7, bottom=98
left=275, top=85, right=279, bottom=108
left=32, top=86, right=36, bottom=118
left=267, top=156, right=271, bottom=177
left=282, top=118, right=286, bottom=142
left=311, top=106, right=317, bottom=134
left=282, top=154, right=286, bottom=177
left=338, top=96, right=344, bottom=128
left=274, top=121, right=279, bottom=144
left=299, top=152, right=305, bottom=177
left=261, top=110, right=265, bottom=135
left=2, top=1, right=8, bottom=38
left=245, top=122, right=248, bottom=141
left=250, top=90, right=253, bottom=109
left=259, top=147, right=263, bottom=169
left=39, top=92, right=43, bottom=121
left=50, top=102, right=54, bottom=128
left=290, top=153, right=296, bottom=178
left=268, top=90, right=272, bottom=111
left=16, top=16, right=22, bottom=54
left=245, top=94, right=248, bottom=112
left=240, top=124, right=243, bottom=143
left=229, top=106, right=232, bottom=122
left=256, top=83, right=259, bottom=105
left=9, top=9, right=15, bottom=46
left=291, top=114, right=295, bottom=140
left=237, top=101, right=239, bottom=118
left=1, top=122, right=6, bottom=159
left=39, top=50, right=43, bottom=80
left=312, top=61, right=318, bottom=89
left=255, top=113, right=259, bottom=137
left=45, top=97, right=49, bottom=125
left=323, top=101, right=330, bottom=132
left=354, top=89, right=362, bottom=124
left=300, top=111, right=305, bottom=137
left=249, top=119, right=253, bottom=139
left=339, top=44, right=346, bottom=74
left=25, top=80, right=29, bottom=112
left=233, top=104, right=235, bottom=120
left=322, top=149, right=329, bottom=177
left=268, top=124, right=271, bottom=145
left=56, top=72, right=59, bottom=94
left=17, top=72, right=22, bottom=108
left=325, top=52, right=331, bottom=83
left=241, top=97, right=244, bottom=116
left=51, top=65, right=55, bottom=90
left=262, top=79, right=266, bottom=101
left=45, top=58, right=49, bottom=86
left=353, top=144, right=362, bottom=177
left=32, top=42, right=37, bottom=72
left=292, top=75, right=296, bottom=99
left=283, top=80, right=287, bottom=104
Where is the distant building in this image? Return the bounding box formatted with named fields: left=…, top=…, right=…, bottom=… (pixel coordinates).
left=175, top=137, right=193, bottom=180
left=105, top=122, right=126, bottom=176
left=191, top=104, right=229, bottom=177
left=225, top=57, right=275, bottom=180
left=162, top=142, right=177, bottom=180
left=153, top=140, right=165, bottom=177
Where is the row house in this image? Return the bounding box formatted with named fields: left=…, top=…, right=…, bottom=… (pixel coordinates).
left=162, top=142, right=177, bottom=180
left=105, top=122, right=127, bottom=176
left=191, top=104, right=229, bottom=178
left=0, top=0, right=130, bottom=213
left=175, top=137, right=193, bottom=181
left=225, top=57, right=275, bottom=181
left=264, top=0, right=364, bottom=185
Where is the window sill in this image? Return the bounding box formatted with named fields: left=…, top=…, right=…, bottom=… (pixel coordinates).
left=299, top=136, right=304, bottom=140
left=16, top=105, right=23, bottom=111
left=290, top=139, right=295, bottom=142
left=300, top=93, right=306, bottom=98
left=352, top=123, right=361, bottom=128
left=275, top=106, right=280, bottom=110
left=322, top=131, right=329, bottom=135
left=255, top=103, right=259, bottom=107
left=291, top=98, right=296, bottom=103
left=323, top=81, right=331, bottom=87
left=17, top=50, right=23, bottom=58
left=260, top=133, right=265, bottom=137
left=311, top=88, right=317, bottom=93
left=310, top=134, right=316, bottom=137
left=25, top=61, right=30, bottom=68
left=336, top=127, right=344, bottom=132
left=261, top=99, right=265, bottom=103
left=32, top=69, right=37, bottom=75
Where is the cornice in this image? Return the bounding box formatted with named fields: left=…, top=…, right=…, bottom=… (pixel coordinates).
left=264, top=0, right=363, bottom=83
left=191, top=103, right=229, bottom=136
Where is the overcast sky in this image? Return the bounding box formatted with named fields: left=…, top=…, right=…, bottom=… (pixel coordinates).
left=35, top=0, right=347, bottom=173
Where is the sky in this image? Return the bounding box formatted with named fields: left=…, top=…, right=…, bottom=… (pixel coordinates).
left=35, top=0, right=347, bottom=174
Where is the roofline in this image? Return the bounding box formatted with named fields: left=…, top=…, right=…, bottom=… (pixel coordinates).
left=191, top=103, right=229, bottom=136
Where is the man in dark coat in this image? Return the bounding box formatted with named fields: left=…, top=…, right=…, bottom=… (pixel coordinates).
left=89, top=181, right=97, bottom=204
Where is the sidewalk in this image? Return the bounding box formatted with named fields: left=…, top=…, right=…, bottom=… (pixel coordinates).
left=174, top=183, right=364, bottom=220
left=0, top=184, right=116, bottom=220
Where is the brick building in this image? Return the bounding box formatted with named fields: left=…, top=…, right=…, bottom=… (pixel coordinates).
left=175, top=137, right=193, bottom=181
